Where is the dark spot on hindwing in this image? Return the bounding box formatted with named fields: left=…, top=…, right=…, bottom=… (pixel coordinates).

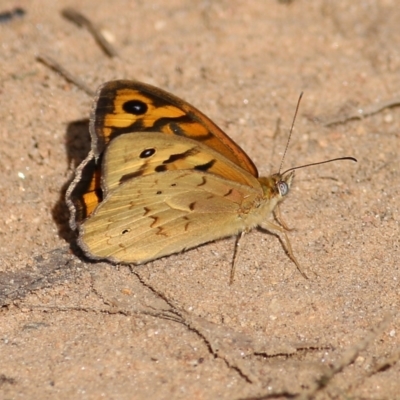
left=121, top=228, right=130, bottom=235
left=156, top=190, right=162, bottom=195
left=197, top=177, right=207, bottom=186
left=123, top=99, right=148, bottom=115
left=119, top=169, right=145, bottom=183
left=119, top=159, right=151, bottom=184
left=155, top=165, right=167, bottom=172
left=143, top=207, right=151, bottom=216
left=224, top=189, right=233, bottom=197
left=140, top=148, right=156, bottom=158
left=183, top=216, right=190, bottom=231
left=150, top=216, right=159, bottom=228
left=163, top=147, right=199, bottom=164
left=189, top=202, right=196, bottom=211
left=156, top=227, right=168, bottom=236
left=194, top=159, right=216, bottom=171
left=155, top=147, right=200, bottom=172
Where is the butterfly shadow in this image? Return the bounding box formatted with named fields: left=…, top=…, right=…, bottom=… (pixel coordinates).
left=51, top=118, right=91, bottom=251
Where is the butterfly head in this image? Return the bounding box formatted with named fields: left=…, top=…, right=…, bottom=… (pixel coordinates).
left=259, top=170, right=294, bottom=203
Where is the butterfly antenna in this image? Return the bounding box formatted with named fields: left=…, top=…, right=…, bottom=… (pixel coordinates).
left=281, top=156, right=357, bottom=176
left=278, top=92, right=304, bottom=174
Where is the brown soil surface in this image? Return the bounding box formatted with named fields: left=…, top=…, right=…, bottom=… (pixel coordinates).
left=1, top=1, right=399, bottom=399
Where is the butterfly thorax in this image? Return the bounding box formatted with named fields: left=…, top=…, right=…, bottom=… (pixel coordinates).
left=237, top=171, right=294, bottom=231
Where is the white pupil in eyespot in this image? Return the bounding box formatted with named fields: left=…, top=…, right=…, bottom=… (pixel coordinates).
left=278, top=181, right=288, bottom=196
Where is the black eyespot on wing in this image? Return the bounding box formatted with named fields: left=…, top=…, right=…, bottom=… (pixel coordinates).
left=140, top=148, right=156, bottom=158
left=194, top=159, right=216, bottom=171
left=156, top=190, right=162, bottom=195
left=123, top=100, right=148, bottom=115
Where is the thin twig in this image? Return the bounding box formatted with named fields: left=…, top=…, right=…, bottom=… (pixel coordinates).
left=37, top=54, right=95, bottom=96
left=324, top=96, right=400, bottom=126
left=62, top=7, right=118, bottom=58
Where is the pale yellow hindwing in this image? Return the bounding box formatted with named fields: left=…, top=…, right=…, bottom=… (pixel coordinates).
left=79, top=133, right=264, bottom=263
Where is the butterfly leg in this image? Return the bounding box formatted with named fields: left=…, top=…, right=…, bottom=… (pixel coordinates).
left=230, top=231, right=246, bottom=285
left=274, top=204, right=294, bottom=231
left=259, top=221, right=309, bottom=279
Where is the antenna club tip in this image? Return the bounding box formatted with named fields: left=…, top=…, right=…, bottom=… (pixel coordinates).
left=341, top=156, right=358, bottom=163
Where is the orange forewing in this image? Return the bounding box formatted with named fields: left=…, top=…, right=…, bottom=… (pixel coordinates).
left=90, top=80, right=258, bottom=176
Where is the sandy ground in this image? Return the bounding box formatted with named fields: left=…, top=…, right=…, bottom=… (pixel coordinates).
left=1, top=1, right=399, bottom=399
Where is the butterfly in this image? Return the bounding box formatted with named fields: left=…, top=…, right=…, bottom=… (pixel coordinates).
left=66, top=80, right=356, bottom=281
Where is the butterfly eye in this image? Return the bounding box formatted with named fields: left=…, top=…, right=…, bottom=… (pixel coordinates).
left=277, top=181, right=289, bottom=196
left=140, top=148, right=156, bottom=158
left=123, top=99, right=148, bottom=115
